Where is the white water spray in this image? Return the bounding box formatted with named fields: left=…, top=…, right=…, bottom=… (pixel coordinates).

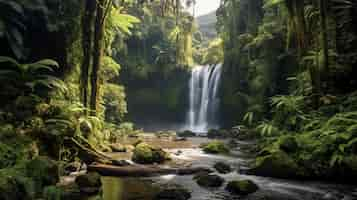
left=186, top=64, right=222, bottom=133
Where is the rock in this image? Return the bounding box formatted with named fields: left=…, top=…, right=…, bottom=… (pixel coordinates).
left=201, top=141, right=230, bottom=154
left=214, top=162, right=232, bottom=174
left=194, top=173, right=224, bottom=187
left=75, top=172, right=101, bottom=188
left=132, top=143, right=170, bottom=164
left=226, top=180, right=259, bottom=195
left=279, top=136, right=298, bottom=153
left=109, top=143, right=127, bottom=152
left=155, top=185, right=191, bottom=200
left=247, top=151, right=304, bottom=179
left=177, top=130, right=196, bottom=137
left=207, top=129, right=231, bottom=138
left=228, top=139, right=239, bottom=148
left=173, top=137, right=187, bottom=142
left=133, top=139, right=143, bottom=147
left=26, top=156, right=59, bottom=187
left=75, top=172, right=101, bottom=195
left=125, top=145, right=135, bottom=152
left=175, top=150, right=183, bottom=156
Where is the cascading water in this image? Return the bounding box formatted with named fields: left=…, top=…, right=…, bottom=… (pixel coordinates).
left=186, top=64, right=222, bottom=133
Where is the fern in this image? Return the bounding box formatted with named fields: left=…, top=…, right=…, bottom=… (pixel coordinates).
left=0, top=56, right=67, bottom=95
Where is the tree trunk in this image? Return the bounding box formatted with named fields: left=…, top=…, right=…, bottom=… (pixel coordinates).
left=88, top=164, right=212, bottom=177
left=319, top=0, right=329, bottom=93
left=81, top=0, right=97, bottom=111
left=90, top=0, right=106, bottom=116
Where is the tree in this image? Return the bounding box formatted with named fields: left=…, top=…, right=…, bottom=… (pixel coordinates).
left=81, top=0, right=97, bottom=112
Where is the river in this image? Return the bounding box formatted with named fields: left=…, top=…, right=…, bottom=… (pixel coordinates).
left=88, top=136, right=357, bottom=200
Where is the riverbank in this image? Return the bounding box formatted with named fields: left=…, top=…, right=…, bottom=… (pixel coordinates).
left=83, top=133, right=357, bottom=200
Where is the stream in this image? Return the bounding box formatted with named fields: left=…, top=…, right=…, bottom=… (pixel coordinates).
left=88, top=137, right=357, bottom=200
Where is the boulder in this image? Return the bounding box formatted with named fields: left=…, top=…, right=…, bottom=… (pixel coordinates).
left=225, top=180, right=259, bottom=195
left=75, top=172, right=101, bottom=195
left=154, top=185, right=191, bottom=200
left=194, top=173, right=224, bottom=188
left=201, top=141, right=230, bottom=154
left=132, top=143, right=170, bottom=164
left=109, top=143, right=127, bottom=152
left=248, top=151, right=304, bottom=179
left=26, top=156, right=59, bottom=187
left=177, top=130, right=196, bottom=137
left=214, top=162, right=232, bottom=174
left=207, top=129, right=230, bottom=138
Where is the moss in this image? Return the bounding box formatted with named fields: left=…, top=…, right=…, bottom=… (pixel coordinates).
left=249, top=151, right=306, bottom=179
left=202, top=141, right=230, bottom=154
left=132, top=143, right=170, bottom=164
left=75, top=172, right=101, bottom=188
left=214, top=162, right=232, bottom=174
left=195, top=174, right=224, bottom=188
left=226, top=180, right=259, bottom=195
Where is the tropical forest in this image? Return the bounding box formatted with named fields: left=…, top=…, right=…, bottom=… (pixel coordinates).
left=1, top=0, right=357, bottom=199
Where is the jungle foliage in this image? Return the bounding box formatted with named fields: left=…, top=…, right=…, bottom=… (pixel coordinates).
left=217, top=0, right=357, bottom=181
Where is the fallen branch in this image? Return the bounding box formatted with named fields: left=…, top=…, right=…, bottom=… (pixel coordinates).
left=88, top=164, right=212, bottom=177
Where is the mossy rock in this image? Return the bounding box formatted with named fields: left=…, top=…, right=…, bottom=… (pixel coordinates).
left=225, top=180, right=259, bottom=195
left=194, top=174, right=224, bottom=188
left=177, top=130, right=196, bottom=137
left=214, top=162, right=232, bottom=174
left=75, top=172, right=101, bottom=195
left=155, top=185, right=191, bottom=200
left=207, top=129, right=230, bottom=138
left=109, top=143, right=127, bottom=152
left=202, top=141, right=230, bottom=154
left=132, top=143, right=170, bottom=164
left=75, top=172, right=101, bottom=188
left=278, top=136, right=298, bottom=153
left=248, top=151, right=305, bottom=179
left=26, top=156, right=59, bottom=188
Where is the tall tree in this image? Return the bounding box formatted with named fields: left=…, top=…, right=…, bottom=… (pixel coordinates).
left=81, top=0, right=97, bottom=111
left=319, top=0, right=329, bottom=93
left=90, top=0, right=112, bottom=116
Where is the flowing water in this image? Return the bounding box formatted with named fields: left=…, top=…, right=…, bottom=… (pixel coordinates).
left=186, top=64, right=222, bottom=133
left=90, top=137, right=357, bottom=200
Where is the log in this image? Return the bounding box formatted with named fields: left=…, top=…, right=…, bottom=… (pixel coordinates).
left=87, top=164, right=212, bottom=177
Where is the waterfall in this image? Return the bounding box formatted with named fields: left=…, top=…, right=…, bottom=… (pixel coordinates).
left=186, top=64, right=222, bottom=133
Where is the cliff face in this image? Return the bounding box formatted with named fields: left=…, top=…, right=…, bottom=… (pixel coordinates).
left=196, top=11, right=217, bottom=40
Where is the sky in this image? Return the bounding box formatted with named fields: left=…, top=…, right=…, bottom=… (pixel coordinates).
left=193, top=0, right=221, bottom=17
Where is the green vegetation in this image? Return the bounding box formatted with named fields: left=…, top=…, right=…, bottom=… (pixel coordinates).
left=0, top=0, right=357, bottom=198
left=218, top=0, right=357, bottom=182
left=201, top=141, right=230, bottom=154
